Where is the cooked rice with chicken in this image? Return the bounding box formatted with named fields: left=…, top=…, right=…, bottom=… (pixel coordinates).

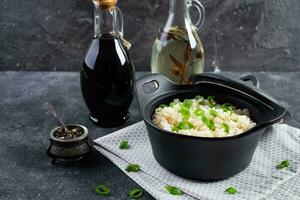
left=152, top=95, right=256, bottom=138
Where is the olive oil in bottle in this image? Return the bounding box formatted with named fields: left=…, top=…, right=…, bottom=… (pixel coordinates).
left=151, top=26, right=204, bottom=84
left=151, top=0, right=205, bottom=84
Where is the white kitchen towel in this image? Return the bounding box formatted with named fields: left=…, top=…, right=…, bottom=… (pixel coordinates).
left=94, top=122, right=300, bottom=200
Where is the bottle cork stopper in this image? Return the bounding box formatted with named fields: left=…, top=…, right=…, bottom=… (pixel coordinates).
left=92, top=0, right=117, bottom=9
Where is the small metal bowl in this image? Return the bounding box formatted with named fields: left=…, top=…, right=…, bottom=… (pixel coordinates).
left=47, top=124, right=93, bottom=162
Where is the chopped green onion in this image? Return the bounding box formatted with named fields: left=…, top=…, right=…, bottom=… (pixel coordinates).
left=276, top=160, right=290, bottom=169
left=169, top=102, right=176, bottom=108
left=195, top=95, right=203, bottom=100
left=207, top=96, right=215, bottom=101
left=183, top=99, right=193, bottom=108
left=129, top=188, right=143, bottom=199
left=180, top=105, right=190, bottom=119
left=164, top=185, right=183, bottom=195
left=207, top=96, right=216, bottom=107
left=201, top=115, right=216, bottom=131
left=171, top=126, right=179, bottom=132
left=199, top=101, right=206, bottom=106
left=224, top=103, right=234, bottom=108
left=230, top=112, right=238, bottom=122
left=222, top=123, right=230, bottom=134
left=220, top=105, right=228, bottom=112
left=209, top=103, right=215, bottom=108
left=182, top=121, right=194, bottom=129
left=221, top=103, right=234, bottom=112
left=159, top=104, right=167, bottom=108
left=209, top=109, right=218, bottom=117
left=194, top=108, right=205, bottom=116
left=125, top=164, right=140, bottom=172
left=119, top=140, right=130, bottom=149
left=172, top=121, right=194, bottom=131
left=225, top=187, right=237, bottom=194
left=95, top=184, right=110, bottom=196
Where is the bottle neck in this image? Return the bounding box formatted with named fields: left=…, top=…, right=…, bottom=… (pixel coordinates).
left=165, top=0, right=190, bottom=29
left=94, top=6, right=117, bottom=38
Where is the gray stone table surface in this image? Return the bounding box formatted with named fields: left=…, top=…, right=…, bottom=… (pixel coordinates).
left=0, top=71, right=299, bottom=200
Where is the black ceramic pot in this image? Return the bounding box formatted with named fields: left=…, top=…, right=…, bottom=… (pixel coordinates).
left=135, top=73, right=288, bottom=180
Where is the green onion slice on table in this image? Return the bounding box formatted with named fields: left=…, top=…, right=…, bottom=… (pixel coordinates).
left=225, top=186, right=237, bottom=194
left=129, top=188, right=143, bottom=199
left=119, top=140, right=130, bottom=149
left=164, top=185, right=183, bottom=195
left=276, top=160, right=290, bottom=169
left=125, top=164, right=140, bottom=172
left=95, top=184, right=110, bottom=196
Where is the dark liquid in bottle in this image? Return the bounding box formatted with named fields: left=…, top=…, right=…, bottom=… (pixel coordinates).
left=80, top=35, right=134, bottom=127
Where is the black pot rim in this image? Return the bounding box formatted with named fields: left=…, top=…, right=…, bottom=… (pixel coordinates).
left=136, top=73, right=288, bottom=141
left=143, top=115, right=284, bottom=141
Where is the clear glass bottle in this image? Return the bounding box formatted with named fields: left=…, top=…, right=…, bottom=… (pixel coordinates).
left=151, top=0, right=205, bottom=84
left=80, top=0, right=134, bottom=127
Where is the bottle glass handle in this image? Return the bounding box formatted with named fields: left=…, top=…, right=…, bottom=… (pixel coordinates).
left=189, top=0, right=205, bottom=30
left=114, top=6, right=124, bottom=36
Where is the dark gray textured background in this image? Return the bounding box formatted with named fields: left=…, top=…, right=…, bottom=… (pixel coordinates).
left=0, top=0, right=299, bottom=71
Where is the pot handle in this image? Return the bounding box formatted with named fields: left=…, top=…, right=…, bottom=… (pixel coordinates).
left=239, top=75, right=259, bottom=88
left=239, top=75, right=292, bottom=126
left=240, top=75, right=284, bottom=105
left=189, top=0, right=205, bottom=30
left=135, top=74, right=176, bottom=109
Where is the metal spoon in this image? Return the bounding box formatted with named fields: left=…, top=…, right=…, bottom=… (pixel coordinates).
left=43, top=102, right=68, bottom=132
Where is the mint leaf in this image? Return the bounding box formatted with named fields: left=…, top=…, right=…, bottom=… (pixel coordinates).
left=125, top=164, right=140, bottom=172
left=95, top=184, right=110, bottom=196
left=164, top=185, right=183, bottom=195
left=119, top=140, right=130, bottom=149
left=225, top=187, right=237, bottom=194
left=129, top=188, right=143, bottom=199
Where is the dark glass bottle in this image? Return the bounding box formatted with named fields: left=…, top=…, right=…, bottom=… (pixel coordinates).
left=80, top=0, right=134, bottom=127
